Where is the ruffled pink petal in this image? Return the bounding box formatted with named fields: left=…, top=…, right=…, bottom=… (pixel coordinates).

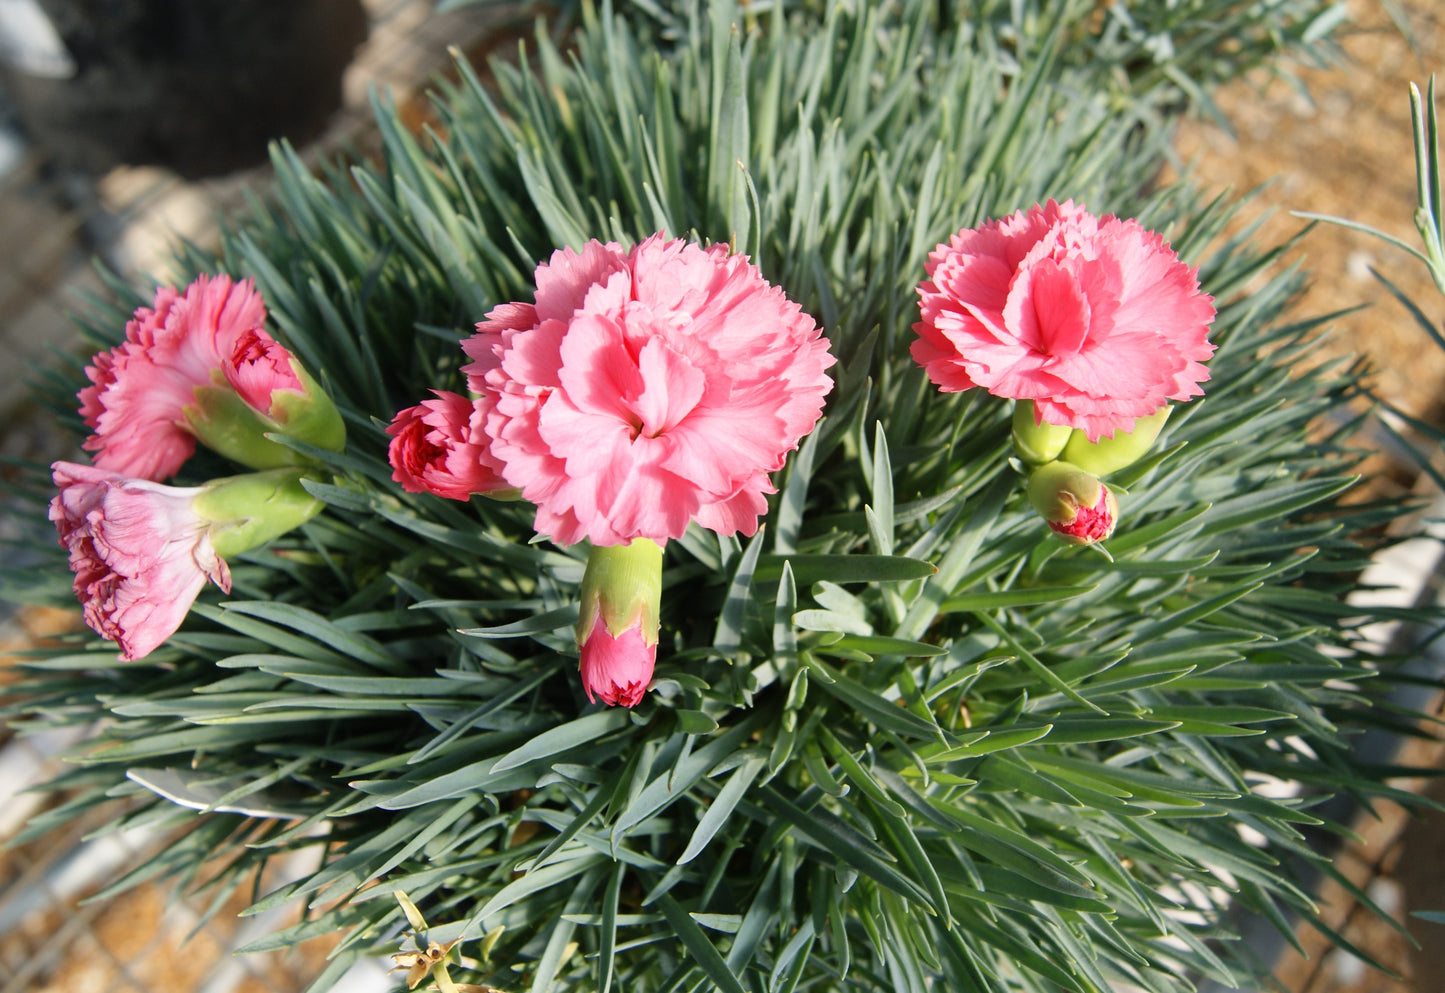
left=914, top=200, right=1215, bottom=441
left=223, top=327, right=305, bottom=415
left=387, top=392, right=510, bottom=501
left=473, top=234, right=834, bottom=545
left=50, top=461, right=224, bottom=661
left=77, top=274, right=271, bottom=480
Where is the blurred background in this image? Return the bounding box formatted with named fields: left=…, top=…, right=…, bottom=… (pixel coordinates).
left=0, top=0, right=1440, bottom=990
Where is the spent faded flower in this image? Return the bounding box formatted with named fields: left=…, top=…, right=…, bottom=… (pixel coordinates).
left=387, top=391, right=510, bottom=501
left=913, top=199, right=1216, bottom=442
left=79, top=275, right=267, bottom=480
left=50, top=463, right=325, bottom=661
left=51, top=462, right=232, bottom=661
left=463, top=234, right=834, bottom=546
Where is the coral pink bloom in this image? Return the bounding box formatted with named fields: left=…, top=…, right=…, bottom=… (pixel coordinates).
left=577, top=604, right=656, bottom=707
left=50, top=462, right=231, bottom=662
left=463, top=235, right=835, bottom=546
left=222, top=327, right=305, bottom=416
left=913, top=200, right=1216, bottom=442
left=387, top=391, right=510, bottom=501
left=79, top=275, right=267, bottom=480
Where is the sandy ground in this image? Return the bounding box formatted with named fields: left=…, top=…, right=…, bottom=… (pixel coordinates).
left=1170, top=0, right=1445, bottom=427
left=1169, top=3, right=1445, bottom=989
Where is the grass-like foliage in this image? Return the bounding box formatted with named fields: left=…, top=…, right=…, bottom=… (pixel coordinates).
left=3, top=1, right=1436, bottom=991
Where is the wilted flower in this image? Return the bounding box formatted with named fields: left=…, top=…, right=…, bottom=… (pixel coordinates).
left=913, top=199, right=1216, bottom=443
left=50, top=463, right=324, bottom=660
left=387, top=391, right=511, bottom=501
left=576, top=539, right=663, bottom=707
left=1026, top=460, right=1119, bottom=545
left=51, top=462, right=231, bottom=661
left=463, top=234, right=835, bottom=546
left=79, top=275, right=265, bottom=480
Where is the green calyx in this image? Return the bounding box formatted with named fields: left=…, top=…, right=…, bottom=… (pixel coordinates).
left=268, top=361, right=347, bottom=453
left=1061, top=405, right=1172, bottom=477
left=576, top=538, right=664, bottom=646
left=184, top=366, right=345, bottom=472
left=1011, top=401, right=1074, bottom=465
left=194, top=469, right=326, bottom=559
left=1026, top=460, right=1106, bottom=525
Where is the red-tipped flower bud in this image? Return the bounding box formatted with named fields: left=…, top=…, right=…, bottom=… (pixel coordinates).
left=576, top=538, right=663, bottom=707
left=1027, top=460, right=1118, bottom=545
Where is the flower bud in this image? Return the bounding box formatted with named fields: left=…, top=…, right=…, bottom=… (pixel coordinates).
left=576, top=538, right=663, bottom=707
left=192, top=469, right=326, bottom=559
left=1060, top=404, right=1171, bottom=478
left=387, top=392, right=514, bottom=501
left=1011, top=400, right=1073, bottom=465
left=184, top=329, right=345, bottom=472
left=1027, top=460, right=1118, bottom=545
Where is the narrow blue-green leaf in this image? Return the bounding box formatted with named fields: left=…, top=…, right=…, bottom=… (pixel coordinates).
left=490, top=710, right=632, bottom=774
left=818, top=634, right=947, bottom=658
left=216, top=601, right=404, bottom=673
left=754, top=554, right=937, bottom=585
left=468, top=854, right=606, bottom=933
left=598, top=863, right=624, bottom=993
left=677, top=757, right=765, bottom=865
left=940, top=584, right=1097, bottom=612
left=804, top=656, right=950, bottom=743
left=773, top=560, right=798, bottom=667
left=714, top=526, right=767, bottom=657
left=458, top=606, right=578, bottom=639
left=868, top=421, right=895, bottom=556
left=656, top=893, right=748, bottom=993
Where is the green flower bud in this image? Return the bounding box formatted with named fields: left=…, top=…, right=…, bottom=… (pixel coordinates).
left=1011, top=400, right=1074, bottom=465
left=1027, top=460, right=1119, bottom=546
left=1060, top=405, right=1172, bottom=478
left=193, top=469, right=326, bottom=558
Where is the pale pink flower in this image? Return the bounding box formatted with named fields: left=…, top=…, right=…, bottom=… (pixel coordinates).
left=50, top=461, right=232, bottom=661
left=577, top=604, right=656, bottom=707
left=79, top=275, right=267, bottom=480
left=386, top=391, right=510, bottom=501
left=913, top=200, right=1216, bottom=442
left=463, top=235, right=835, bottom=546
left=222, top=327, right=305, bottom=416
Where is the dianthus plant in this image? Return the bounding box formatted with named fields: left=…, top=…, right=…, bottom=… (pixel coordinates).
left=2, top=2, right=1435, bottom=993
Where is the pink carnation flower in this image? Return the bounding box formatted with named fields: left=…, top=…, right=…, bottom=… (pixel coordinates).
left=463, top=235, right=835, bottom=546
left=50, top=461, right=232, bottom=662
left=912, top=200, right=1217, bottom=442
left=223, top=326, right=305, bottom=417
left=577, top=604, right=656, bottom=707
left=386, top=391, right=510, bottom=501
left=79, top=275, right=267, bottom=480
